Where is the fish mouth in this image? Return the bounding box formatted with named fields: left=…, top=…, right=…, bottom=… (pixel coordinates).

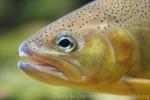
left=18, top=42, right=84, bottom=83
left=18, top=57, right=68, bottom=80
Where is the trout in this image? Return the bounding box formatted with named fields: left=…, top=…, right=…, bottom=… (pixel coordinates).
left=18, top=0, right=150, bottom=95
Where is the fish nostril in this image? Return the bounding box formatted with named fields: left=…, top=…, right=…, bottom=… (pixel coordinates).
left=19, top=42, right=32, bottom=57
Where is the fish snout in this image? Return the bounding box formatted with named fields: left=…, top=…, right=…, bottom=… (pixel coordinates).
left=19, top=42, right=32, bottom=57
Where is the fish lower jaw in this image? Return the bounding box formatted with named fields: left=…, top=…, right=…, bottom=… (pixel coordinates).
left=18, top=61, right=68, bottom=80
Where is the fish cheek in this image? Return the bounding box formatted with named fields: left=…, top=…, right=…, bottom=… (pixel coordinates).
left=70, top=30, right=115, bottom=83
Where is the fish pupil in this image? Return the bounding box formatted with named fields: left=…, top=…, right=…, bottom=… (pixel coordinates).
left=59, top=39, right=71, bottom=48
left=56, top=35, right=76, bottom=52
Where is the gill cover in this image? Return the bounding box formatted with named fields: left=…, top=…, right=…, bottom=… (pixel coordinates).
left=76, top=23, right=139, bottom=83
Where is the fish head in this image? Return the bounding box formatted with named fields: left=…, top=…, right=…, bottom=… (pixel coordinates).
left=18, top=17, right=120, bottom=88
left=18, top=4, right=138, bottom=92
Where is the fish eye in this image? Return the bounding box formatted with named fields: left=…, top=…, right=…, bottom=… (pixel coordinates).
left=55, top=35, right=76, bottom=53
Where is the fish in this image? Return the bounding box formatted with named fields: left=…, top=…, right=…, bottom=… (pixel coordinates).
left=18, top=0, right=150, bottom=95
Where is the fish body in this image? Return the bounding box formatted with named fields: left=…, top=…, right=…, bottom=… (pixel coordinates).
left=18, top=0, right=150, bottom=95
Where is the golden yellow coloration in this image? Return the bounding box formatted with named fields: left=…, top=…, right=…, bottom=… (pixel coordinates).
left=18, top=0, right=150, bottom=95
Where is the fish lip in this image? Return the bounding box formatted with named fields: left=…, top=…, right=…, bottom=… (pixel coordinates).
left=19, top=42, right=33, bottom=57
left=18, top=51, right=68, bottom=80
left=18, top=42, right=68, bottom=80
left=18, top=61, right=68, bottom=80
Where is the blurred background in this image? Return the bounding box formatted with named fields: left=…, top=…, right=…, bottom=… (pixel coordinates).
left=0, top=0, right=135, bottom=100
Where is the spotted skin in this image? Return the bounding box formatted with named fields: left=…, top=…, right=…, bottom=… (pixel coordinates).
left=19, top=0, right=150, bottom=95
left=28, top=0, right=150, bottom=45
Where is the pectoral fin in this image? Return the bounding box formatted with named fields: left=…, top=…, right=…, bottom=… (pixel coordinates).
left=123, top=77, right=150, bottom=95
